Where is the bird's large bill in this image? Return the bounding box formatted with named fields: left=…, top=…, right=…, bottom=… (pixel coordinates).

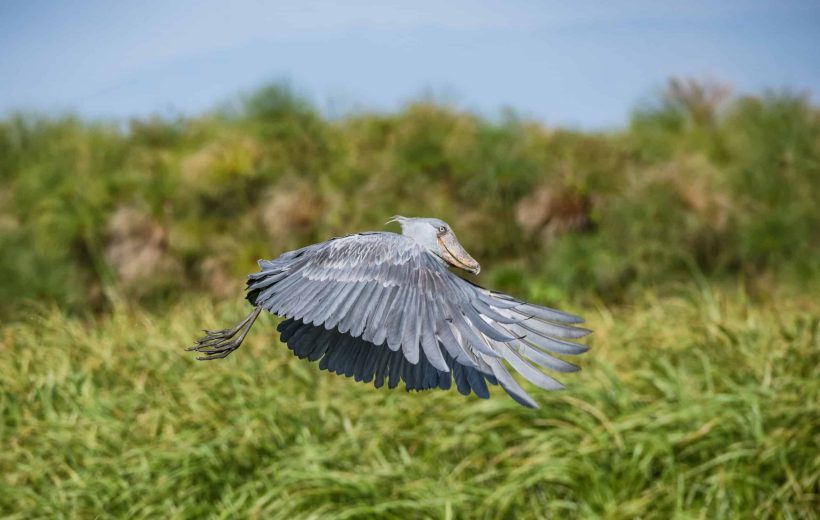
left=437, top=233, right=481, bottom=274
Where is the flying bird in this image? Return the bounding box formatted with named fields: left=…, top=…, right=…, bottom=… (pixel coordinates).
left=188, top=216, right=590, bottom=408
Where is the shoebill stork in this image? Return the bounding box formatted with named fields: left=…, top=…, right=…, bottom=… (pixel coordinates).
left=188, top=216, right=590, bottom=408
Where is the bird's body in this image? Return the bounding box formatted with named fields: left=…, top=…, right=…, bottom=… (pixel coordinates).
left=189, top=217, right=590, bottom=408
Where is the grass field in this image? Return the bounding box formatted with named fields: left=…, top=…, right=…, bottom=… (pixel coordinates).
left=2, top=283, right=817, bottom=518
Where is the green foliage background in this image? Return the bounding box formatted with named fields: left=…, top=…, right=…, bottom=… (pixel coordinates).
left=1, top=80, right=818, bottom=518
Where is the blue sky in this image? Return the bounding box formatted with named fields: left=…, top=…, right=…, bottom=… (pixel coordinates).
left=1, top=0, right=818, bottom=128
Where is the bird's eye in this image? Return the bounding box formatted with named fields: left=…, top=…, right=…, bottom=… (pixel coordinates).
left=438, top=226, right=446, bottom=233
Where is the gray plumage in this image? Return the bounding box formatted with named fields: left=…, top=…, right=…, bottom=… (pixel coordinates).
left=189, top=217, right=591, bottom=408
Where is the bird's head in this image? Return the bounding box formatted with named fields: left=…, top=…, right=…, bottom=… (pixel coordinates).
left=387, top=216, right=480, bottom=275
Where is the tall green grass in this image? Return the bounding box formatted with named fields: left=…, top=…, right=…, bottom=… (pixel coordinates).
left=2, top=285, right=817, bottom=518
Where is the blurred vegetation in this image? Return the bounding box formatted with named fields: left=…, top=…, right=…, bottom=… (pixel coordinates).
left=1, top=79, right=819, bottom=320
left=1, top=79, right=819, bottom=518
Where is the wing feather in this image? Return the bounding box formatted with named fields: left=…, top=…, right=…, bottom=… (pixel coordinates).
left=512, top=302, right=585, bottom=324
left=373, top=348, right=391, bottom=388
left=461, top=305, right=520, bottom=342
left=509, top=338, right=580, bottom=373
left=345, top=282, right=380, bottom=338
left=385, top=284, right=409, bottom=351
left=465, top=367, right=490, bottom=399
left=493, top=342, right=564, bottom=391
left=516, top=333, right=590, bottom=356
left=305, top=280, right=348, bottom=326
left=366, top=284, right=398, bottom=346
left=470, top=297, right=524, bottom=324
left=451, top=313, right=502, bottom=358
left=511, top=314, right=592, bottom=339
left=436, top=317, right=478, bottom=368
left=484, top=357, right=539, bottom=408
left=324, top=282, right=361, bottom=330
left=401, top=289, right=422, bottom=364
left=420, top=298, right=448, bottom=372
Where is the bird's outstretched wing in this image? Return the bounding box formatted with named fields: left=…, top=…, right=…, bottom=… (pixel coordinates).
left=246, top=232, right=590, bottom=408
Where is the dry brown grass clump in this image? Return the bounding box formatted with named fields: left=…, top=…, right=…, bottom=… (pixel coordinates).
left=105, top=205, right=182, bottom=295
left=515, top=184, right=593, bottom=242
